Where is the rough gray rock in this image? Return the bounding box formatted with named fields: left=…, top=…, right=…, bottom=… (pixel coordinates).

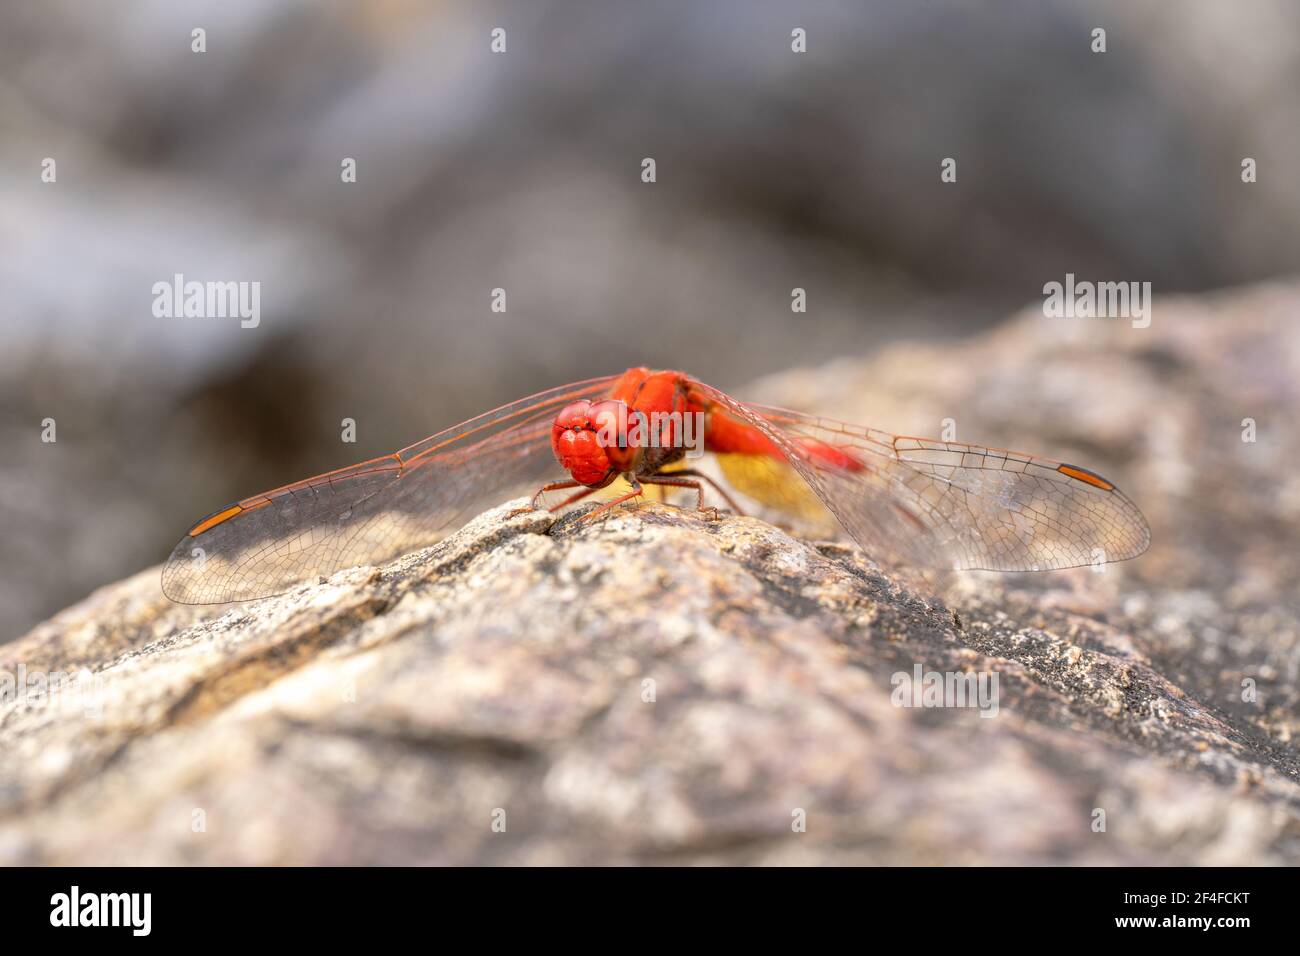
left=3, top=283, right=1299, bottom=864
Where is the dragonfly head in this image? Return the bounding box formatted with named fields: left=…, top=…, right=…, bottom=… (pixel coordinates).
left=552, top=399, right=644, bottom=486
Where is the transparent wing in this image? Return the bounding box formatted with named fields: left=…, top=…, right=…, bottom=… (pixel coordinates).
left=695, top=385, right=1150, bottom=572
left=162, top=376, right=619, bottom=603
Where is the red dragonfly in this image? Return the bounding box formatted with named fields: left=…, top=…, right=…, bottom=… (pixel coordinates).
left=162, top=367, right=1150, bottom=603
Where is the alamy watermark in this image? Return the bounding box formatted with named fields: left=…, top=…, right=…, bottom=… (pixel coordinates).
left=50, top=886, right=151, bottom=936
left=152, top=273, right=260, bottom=328
left=891, top=664, right=999, bottom=718
left=594, top=404, right=707, bottom=459
left=1, top=665, right=107, bottom=718
left=1042, top=273, right=1151, bottom=328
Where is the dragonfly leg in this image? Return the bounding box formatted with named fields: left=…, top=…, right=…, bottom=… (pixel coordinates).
left=653, top=468, right=746, bottom=516
left=640, top=475, right=708, bottom=511
left=547, top=485, right=599, bottom=512
left=508, top=480, right=584, bottom=517
left=578, top=478, right=644, bottom=522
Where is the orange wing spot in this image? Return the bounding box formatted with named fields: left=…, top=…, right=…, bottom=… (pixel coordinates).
left=1057, top=463, right=1115, bottom=491
left=188, top=505, right=243, bottom=537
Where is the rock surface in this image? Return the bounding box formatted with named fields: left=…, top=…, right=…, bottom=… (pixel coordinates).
left=3, top=283, right=1299, bottom=865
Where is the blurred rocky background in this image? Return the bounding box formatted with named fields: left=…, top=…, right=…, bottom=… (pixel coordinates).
left=3, top=0, right=1300, bottom=639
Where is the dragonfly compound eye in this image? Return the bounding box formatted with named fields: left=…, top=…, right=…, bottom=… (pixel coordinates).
left=551, top=400, right=620, bottom=487
left=588, top=400, right=643, bottom=472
